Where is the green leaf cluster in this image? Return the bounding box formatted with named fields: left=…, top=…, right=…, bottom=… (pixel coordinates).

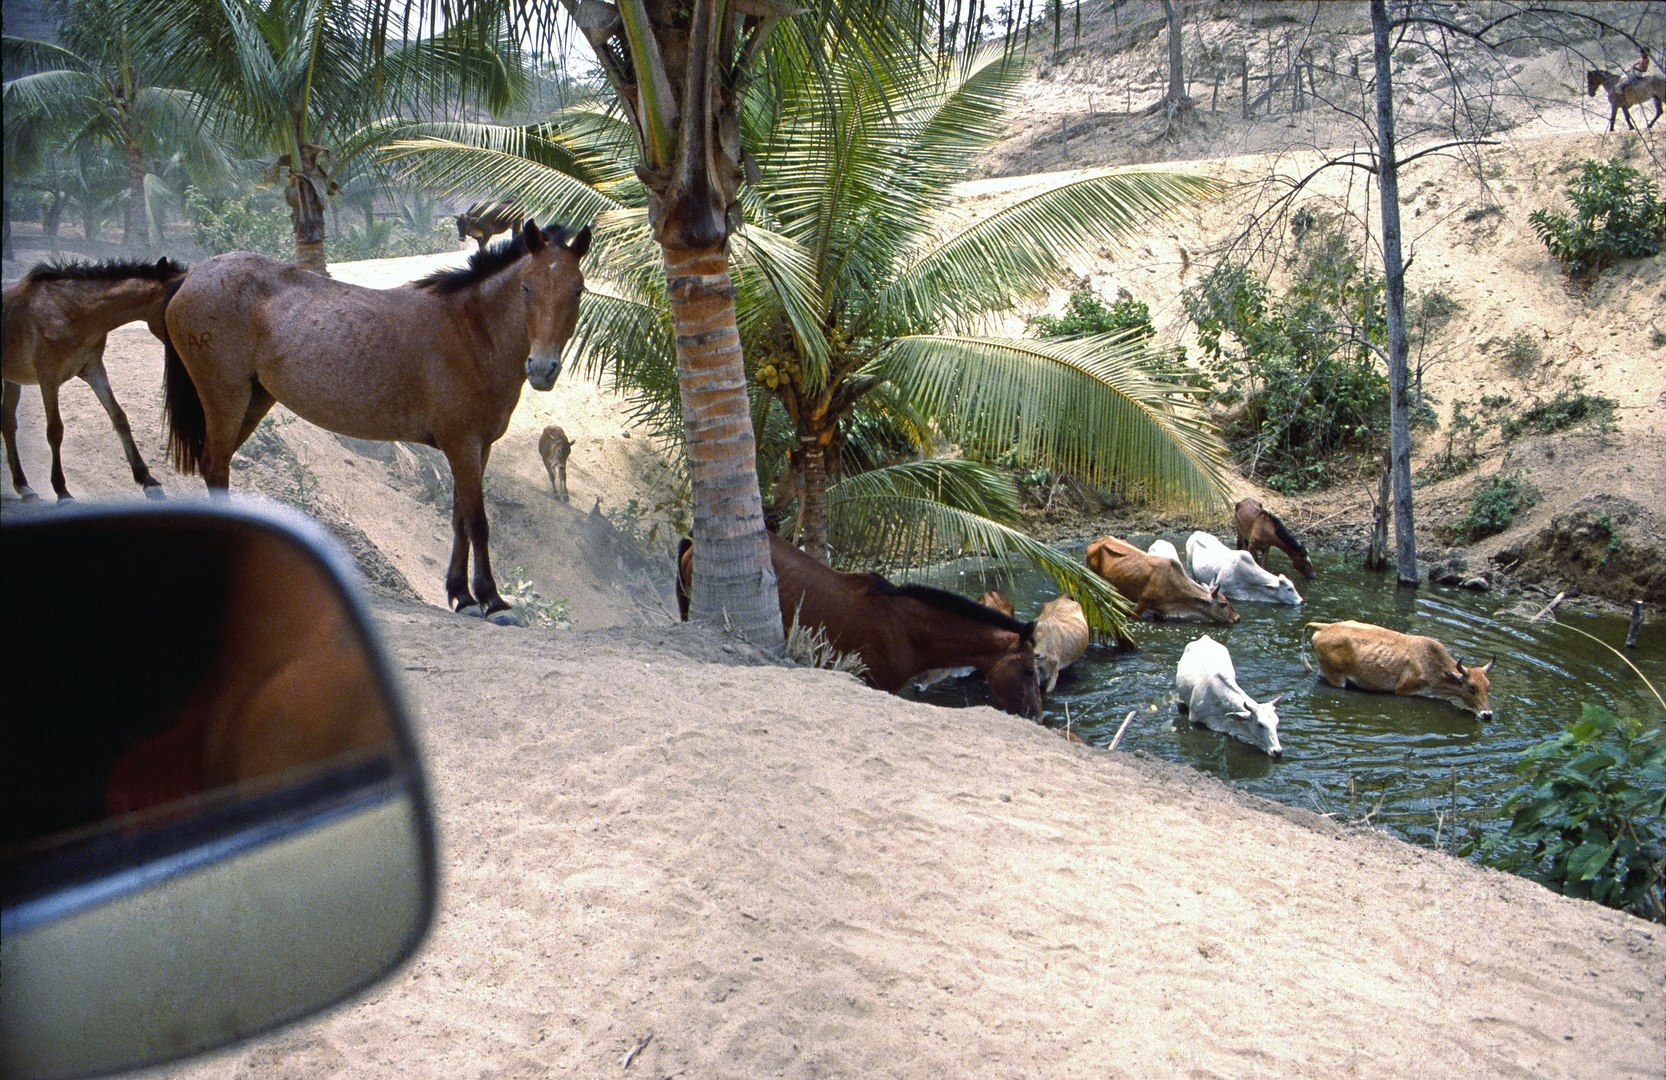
left=1476, top=703, right=1665, bottom=922
left=183, top=185, right=293, bottom=258
left=1497, top=376, right=1618, bottom=442
left=1458, top=471, right=1537, bottom=541
left=1528, top=158, right=1666, bottom=278
left=1028, top=289, right=1157, bottom=344
left=1182, top=223, right=1388, bottom=493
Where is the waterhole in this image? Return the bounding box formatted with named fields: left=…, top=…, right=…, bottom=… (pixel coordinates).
left=908, top=533, right=1664, bottom=852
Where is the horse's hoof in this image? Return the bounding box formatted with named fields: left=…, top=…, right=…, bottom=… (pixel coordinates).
left=55, top=494, right=76, bottom=505
left=456, top=602, right=486, bottom=619
left=142, top=485, right=166, bottom=501
left=486, top=609, right=525, bottom=628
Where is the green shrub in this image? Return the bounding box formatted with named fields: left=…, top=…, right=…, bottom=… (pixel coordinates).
left=184, top=186, right=294, bottom=258
left=1474, top=703, right=1665, bottom=922
left=1528, top=158, right=1666, bottom=277
left=1030, top=289, right=1158, bottom=341
left=1459, top=471, right=1537, bottom=540
left=1485, top=330, right=1541, bottom=375
left=1183, top=224, right=1388, bottom=493
left=1498, top=377, right=1618, bottom=441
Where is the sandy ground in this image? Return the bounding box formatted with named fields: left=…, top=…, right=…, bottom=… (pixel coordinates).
left=4, top=9, right=1665, bottom=1073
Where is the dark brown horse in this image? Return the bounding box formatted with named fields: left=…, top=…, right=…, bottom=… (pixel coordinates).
left=162, top=221, right=591, bottom=620
left=1233, top=497, right=1316, bottom=579
left=678, top=533, right=1043, bottom=719
left=3, top=256, right=186, bottom=500
left=455, top=201, right=525, bottom=250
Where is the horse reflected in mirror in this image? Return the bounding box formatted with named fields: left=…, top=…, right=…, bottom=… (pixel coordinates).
left=3, top=257, right=186, bottom=501
left=678, top=533, right=1043, bottom=719
left=1587, top=68, right=1665, bottom=130
left=162, top=221, right=591, bottom=620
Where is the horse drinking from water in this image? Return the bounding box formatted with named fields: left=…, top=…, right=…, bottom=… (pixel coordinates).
left=1586, top=68, right=1665, bottom=130
left=1233, top=497, right=1316, bottom=579
left=163, top=221, right=591, bottom=620
left=3, top=257, right=186, bottom=501
left=678, top=533, right=1043, bottom=719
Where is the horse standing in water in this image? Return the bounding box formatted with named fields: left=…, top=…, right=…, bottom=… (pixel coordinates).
left=163, top=221, right=591, bottom=620
left=1233, top=497, right=1316, bottom=579
left=2, top=257, right=186, bottom=501
left=678, top=533, right=1043, bottom=719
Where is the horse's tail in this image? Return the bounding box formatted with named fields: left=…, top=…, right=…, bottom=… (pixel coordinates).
left=159, top=277, right=206, bottom=476
left=675, top=537, right=693, bottom=621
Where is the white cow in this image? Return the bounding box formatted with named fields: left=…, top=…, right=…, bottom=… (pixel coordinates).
left=1185, top=531, right=1302, bottom=605
left=1146, top=538, right=1182, bottom=565
left=1175, top=634, right=1284, bottom=758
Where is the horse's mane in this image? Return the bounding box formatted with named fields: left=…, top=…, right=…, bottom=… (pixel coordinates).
left=23, top=256, right=186, bottom=285
left=876, top=580, right=1035, bottom=637
left=412, top=222, right=577, bottom=294
left=1263, top=507, right=1307, bottom=555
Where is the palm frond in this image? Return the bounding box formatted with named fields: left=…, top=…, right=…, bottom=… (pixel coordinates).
left=879, top=333, right=1231, bottom=516
left=827, top=460, right=1132, bottom=641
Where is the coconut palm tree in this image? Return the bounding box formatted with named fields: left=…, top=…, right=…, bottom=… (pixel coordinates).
left=113, top=0, right=524, bottom=272
left=381, top=27, right=1228, bottom=639
left=3, top=0, right=232, bottom=249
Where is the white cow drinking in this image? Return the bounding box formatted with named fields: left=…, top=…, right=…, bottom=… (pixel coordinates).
left=1174, top=634, right=1284, bottom=757
left=1185, top=531, right=1303, bottom=605
left=1146, top=538, right=1182, bottom=565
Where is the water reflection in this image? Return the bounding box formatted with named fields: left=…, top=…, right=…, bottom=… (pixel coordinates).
left=906, top=533, right=1664, bottom=851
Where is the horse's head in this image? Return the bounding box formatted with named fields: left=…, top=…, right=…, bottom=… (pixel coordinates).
left=988, top=621, right=1043, bottom=720
left=1587, top=70, right=1605, bottom=97
left=520, top=220, right=592, bottom=392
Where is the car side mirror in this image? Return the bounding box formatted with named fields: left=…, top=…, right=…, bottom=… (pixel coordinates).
left=2, top=501, right=436, bottom=1079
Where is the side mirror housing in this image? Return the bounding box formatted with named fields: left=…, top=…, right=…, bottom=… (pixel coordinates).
left=2, top=501, right=436, bottom=1079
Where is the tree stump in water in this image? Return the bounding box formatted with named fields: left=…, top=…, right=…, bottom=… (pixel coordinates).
left=1364, top=458, right=1392, bottom=572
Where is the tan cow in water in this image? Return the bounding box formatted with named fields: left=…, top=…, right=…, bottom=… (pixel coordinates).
left=1033, top=595, right=1089, bottom=693
left=1086, top=535, right=1238, bottom=623
left=1307, top=620, right=1495, bottom=719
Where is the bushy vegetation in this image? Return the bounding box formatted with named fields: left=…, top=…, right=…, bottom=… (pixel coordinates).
left=1458, top=471, right=1537, bottom=540
left=1529, top=158, right=1666, bottom=278
left=184, top=187, right=296, bottom=259
left=1474, top=703, right=1665, bottom=923
left=1029, top=289, right=1158, bottom=342
left=1183, top=222, right=1387, bottom=493
left=1498, top=377, right=1618, bottom=441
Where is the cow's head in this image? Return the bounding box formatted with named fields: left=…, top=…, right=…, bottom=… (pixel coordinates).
left=1223, top=693, right=1283, bottom=758
left=1270, top=573, right=1303, bottom=606
left=1446, top=657, right=1495, bottom=719
left=1201, top=584, right=1239, bottom=624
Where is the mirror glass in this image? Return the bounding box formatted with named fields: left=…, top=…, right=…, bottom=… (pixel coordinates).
left=1, top=502, right=435, bottom=1080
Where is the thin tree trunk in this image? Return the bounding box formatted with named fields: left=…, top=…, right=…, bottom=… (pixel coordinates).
left=287, top=172, right=329, bottom=274
left=666, top=244, right=783, bottom=647
left=1371, top=0, right=1418, bottom=586
left=799, top=433, right=831, bottom=565
left=124, top=139, right=147, bottom=249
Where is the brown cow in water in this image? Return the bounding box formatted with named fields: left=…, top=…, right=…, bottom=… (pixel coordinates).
left=1233, top=497, right=1316, bottom=579
left=1307, top=620, right=1495, bottom=719
left=1086, top=535, right=1238, bottom=623
left=678, top=533, right=1043, bottom=719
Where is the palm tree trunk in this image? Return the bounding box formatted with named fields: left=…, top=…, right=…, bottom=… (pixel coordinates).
left=666, top=244, right=784, bottom=648
left=287, top=173, right=329, bottom=274
left=799, top=433, right=831, bottom=565
left=123, top=139, right=147, bottom=249
left=1371, top=0, right=1418, bottom=586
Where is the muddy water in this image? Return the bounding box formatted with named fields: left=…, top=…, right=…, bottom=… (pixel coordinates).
left=907, top=533, right=1665, bottom=852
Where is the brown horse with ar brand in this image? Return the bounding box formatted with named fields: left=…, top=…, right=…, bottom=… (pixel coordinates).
left=162, top=221, right=591, bottom=620
left=3, top=257, right=187, bottom=501
left=678, top=533, right=1043, bottom=719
